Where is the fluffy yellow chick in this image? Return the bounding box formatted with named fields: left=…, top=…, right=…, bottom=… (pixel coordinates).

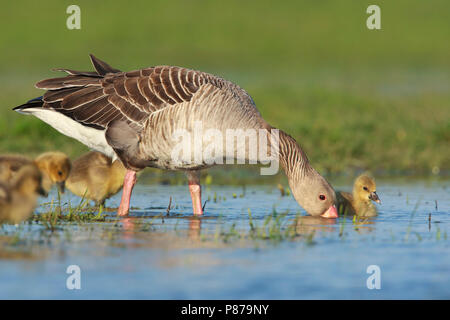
left=336, top=174, right=381, bottom=217
left=0, top=164, right=46, bottom=224
left=0, top=152, right=71, bottom=194
left=66, top=151, right=126, bottom=206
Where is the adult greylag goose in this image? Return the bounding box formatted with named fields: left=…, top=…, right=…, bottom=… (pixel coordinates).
left=66, top=151, right=126, bottom=206
left=0, top=164, right=46, bottom=224
left=14, top=55, right=338, bottom=218
left=336, top=174, right=380, bottom=217
left=0, top=152, right=71, bottom=194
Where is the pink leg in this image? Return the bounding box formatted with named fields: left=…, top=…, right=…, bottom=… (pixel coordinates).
left=117, top=170, right=137, bottom=216
left=187, top=171, right=203, bottom=215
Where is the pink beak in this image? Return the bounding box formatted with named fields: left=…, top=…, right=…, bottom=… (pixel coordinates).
left=321, top=205, right=338, bottom=219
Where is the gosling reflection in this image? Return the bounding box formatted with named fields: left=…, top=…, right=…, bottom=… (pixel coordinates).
left=345, top=215, right=375, bottom=235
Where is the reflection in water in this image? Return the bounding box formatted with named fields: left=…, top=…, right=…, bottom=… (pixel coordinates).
left=1, top=182, right=448, bottom=299
left=117, top=214, right=377, bottom=250
left=0, top=235, right=44, bottom=261
left=294, top=216, right=337, bottom=235
left=293, top=215, right=375, bottom=236
left=350, top=216, right=375, bottom=235
left=0, top=248, right=35, bottom=260
left=339, top=215, right=376, bottom=235
left=119, top=215, right=203, bottom=243
left=188, top=217, right=202, bottom=241
left=121, top=217, right=136, bottom=239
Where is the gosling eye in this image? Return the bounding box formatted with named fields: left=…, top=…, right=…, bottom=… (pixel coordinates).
left=58, top=171, right=63, bottom=176
left=363, top=186, right=368, bottom=191
left=319, top=194, right=326, bottom=201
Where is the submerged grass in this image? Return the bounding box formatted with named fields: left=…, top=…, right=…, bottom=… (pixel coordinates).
left=0, top=180, right=448, bottom=254
left=217, top=208, right=314, bottom=245
left=30, top=193, right=108, bottom=232
left=0, top=201, right=448, bottom=259
left=404, top=198, right=422, bottom=242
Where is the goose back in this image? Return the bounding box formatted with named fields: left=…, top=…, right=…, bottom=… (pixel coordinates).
left=15, top=55, right=269, bottom=171
left=16, top=55, right=260, bottom=132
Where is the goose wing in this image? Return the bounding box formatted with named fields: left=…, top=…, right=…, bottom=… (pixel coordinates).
left=14, top=54, right=237, bottom=131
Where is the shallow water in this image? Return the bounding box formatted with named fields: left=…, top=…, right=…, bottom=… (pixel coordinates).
left=0, top=180, right=449, bottom=299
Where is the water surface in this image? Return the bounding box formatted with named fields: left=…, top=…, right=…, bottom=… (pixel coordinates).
left=0, top=181, right=449, bottom=299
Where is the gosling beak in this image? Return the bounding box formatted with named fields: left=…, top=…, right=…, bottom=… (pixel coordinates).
left=57, top=181, right=65, bottom=194
left=369, top=191, right=381, bottom=204
left=37, top=186, right=48, bottom=197
left=321, top=205, right=338, bottom=219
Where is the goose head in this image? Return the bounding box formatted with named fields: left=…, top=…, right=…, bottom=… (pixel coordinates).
left=288, top=168, right=338, bottom=218
left=277, top=130, right=337, bottom=218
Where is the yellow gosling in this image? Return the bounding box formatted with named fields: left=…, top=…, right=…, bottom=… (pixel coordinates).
left=0, top=154, right=30, bottom=181
left=0, top=164, right=46, bottom=224
left=0, top=152, right=71, bottom=194
left=336, top=174, right=381, bottom=217
left=34, top=152, right=71, bottom=193
left=66, top=151, right=126, bottom=206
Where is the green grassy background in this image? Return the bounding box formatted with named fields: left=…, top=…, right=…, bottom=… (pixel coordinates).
left=0, top=0, right=449, bottom=180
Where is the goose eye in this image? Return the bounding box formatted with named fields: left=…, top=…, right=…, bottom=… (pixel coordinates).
left=319, top=194, right=326, bottom=201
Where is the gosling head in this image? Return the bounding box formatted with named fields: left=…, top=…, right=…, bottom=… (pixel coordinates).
left=35, top=152, right=71, bottom=193
left=353, top=174, right=380, bottom=204
left=289, top=168, right=338, bottom=218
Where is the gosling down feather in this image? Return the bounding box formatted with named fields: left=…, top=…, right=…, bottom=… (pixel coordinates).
left=66, top=151, right=126, bottom=206
left=0, top=152, right=71, bottom=194
left=336, top=174, right=381, bottom=217
left=0, top=164, right=46, bottom=224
